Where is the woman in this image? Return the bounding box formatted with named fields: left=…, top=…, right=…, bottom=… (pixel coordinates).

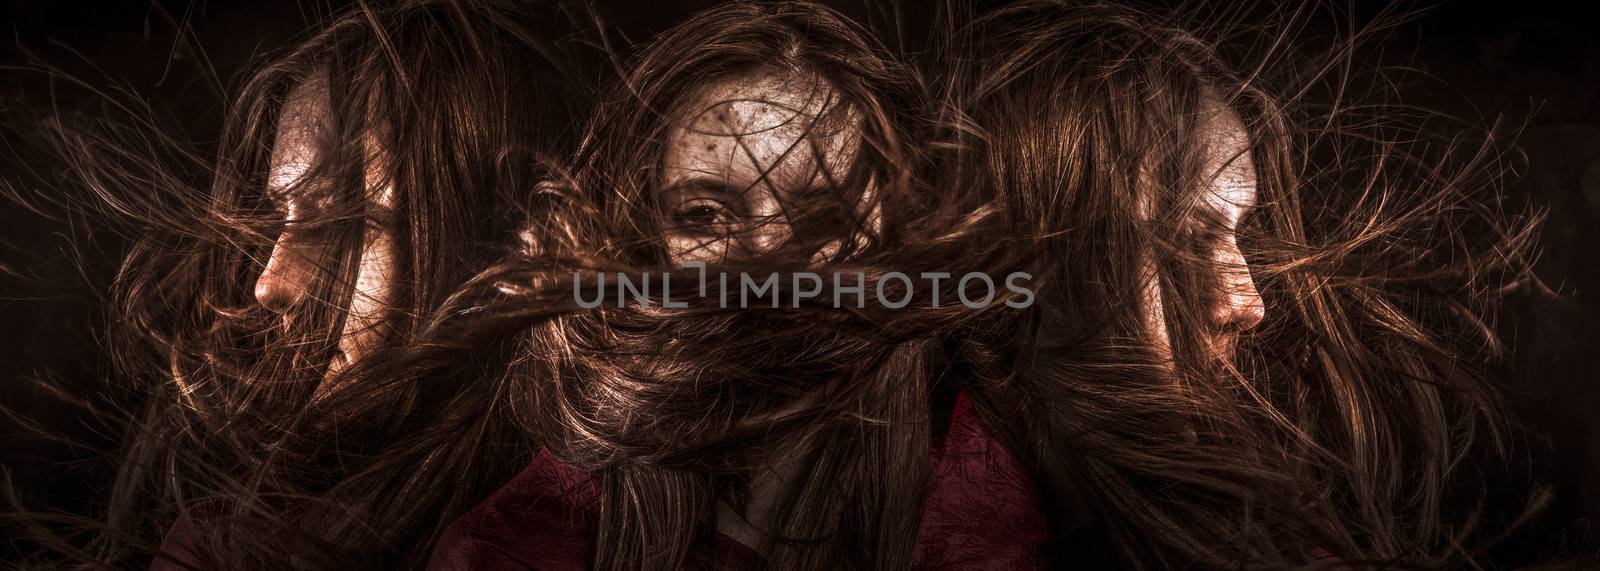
left=419, top=1, right=1050, bottom=569
left=939, top=1, right=1542, bottom=568
left=4, top=0, right=585, bottom=567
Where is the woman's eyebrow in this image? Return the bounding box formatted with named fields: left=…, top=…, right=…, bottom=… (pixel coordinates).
left=786, top=179, right=852, bottom=200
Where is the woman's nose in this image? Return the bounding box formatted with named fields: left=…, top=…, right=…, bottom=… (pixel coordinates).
left=733, top=193, right=793, bottom=257
left=736, top=216, right=791, bottom=256
left=1212, top=240, right=1265, bottom=332
left=254, top=236, right=314, bottom=313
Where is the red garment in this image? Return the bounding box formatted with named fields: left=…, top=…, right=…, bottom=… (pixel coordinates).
left=428, top=393, right=1047, bottom=570
left=150, top=508, right=208, bottom=571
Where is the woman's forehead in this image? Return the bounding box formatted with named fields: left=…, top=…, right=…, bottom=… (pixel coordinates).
left=675, top=71, right=852, bottom=139
left=268, top=76, right=333, bottom=195
left=1197, top=98, right=1257, bottom=215
left=661, top=71, right=861, bottom=191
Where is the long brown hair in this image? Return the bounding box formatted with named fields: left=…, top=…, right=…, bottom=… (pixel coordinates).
left=939, top=1, right=1543, bottom=568
left=6, top=1, right=1557, bottom=569
left=449, top=2, right=945, bottom=567
left=2, top=0, right=586, bottom=567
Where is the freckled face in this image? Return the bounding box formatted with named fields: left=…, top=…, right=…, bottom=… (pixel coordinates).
left=1197, top=105, right=1265, bottom=359
left=252, top=74, right=398, bottom=380
left=1142, top=97, right=1265, bottom=365
left=657, top=72, right=867, bottom=265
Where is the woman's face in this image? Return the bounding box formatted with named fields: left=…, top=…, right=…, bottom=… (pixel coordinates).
left=657, top=71, right=866, bottom=265
left=252, top=75, right=398, bottom=379
left=1143, top=98, right=1265, bottom=365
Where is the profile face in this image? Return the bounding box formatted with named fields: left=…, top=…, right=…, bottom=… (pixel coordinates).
left=1142, top=97, right=1265, bottom=366
left=656, top=71, right=867, bottom=266
left=252, top=74, right=398, bottom=378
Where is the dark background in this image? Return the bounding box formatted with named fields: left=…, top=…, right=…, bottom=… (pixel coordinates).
left=1, top=0, right=1595, bottom=564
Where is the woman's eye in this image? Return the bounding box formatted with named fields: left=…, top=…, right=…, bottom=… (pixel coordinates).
left=668, top=199, right=732, bottom=233
left=274, top=192, right=319, bottom=221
